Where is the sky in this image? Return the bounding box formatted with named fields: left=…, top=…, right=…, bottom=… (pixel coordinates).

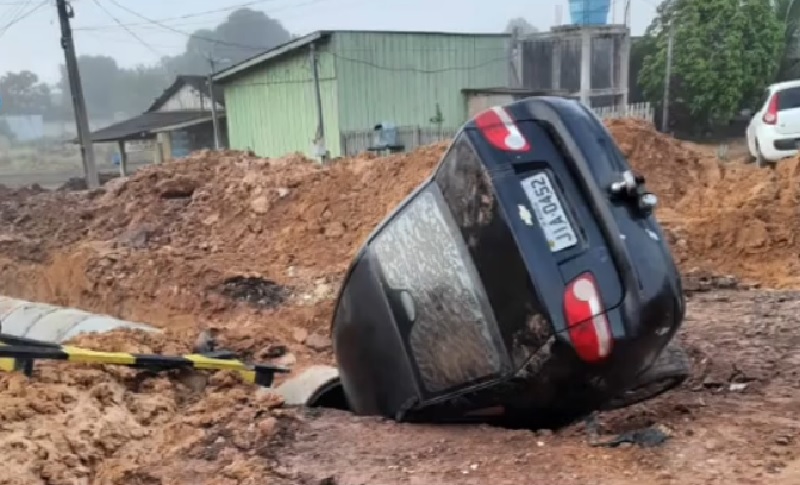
left=0, top=0, right=659, bottom=84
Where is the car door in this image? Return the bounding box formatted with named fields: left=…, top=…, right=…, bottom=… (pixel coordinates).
left=772, top=86, right=800, bottom=137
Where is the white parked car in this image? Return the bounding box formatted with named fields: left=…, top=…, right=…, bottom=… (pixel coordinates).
left=746, top=80, right=800, bottom=166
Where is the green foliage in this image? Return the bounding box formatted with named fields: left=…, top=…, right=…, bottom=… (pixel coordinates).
left=774, top=0, right=800, bottom=81
left=629, top=36, right=658, bottom=103
left=638, top=0, right=783, bottom=130
left=162, top=8, right=291, bottom=76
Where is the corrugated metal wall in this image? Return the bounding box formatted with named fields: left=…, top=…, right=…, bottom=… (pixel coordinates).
left=332, top=32, right=510, bottom=133
left=223, top=44, right=340, bottom=158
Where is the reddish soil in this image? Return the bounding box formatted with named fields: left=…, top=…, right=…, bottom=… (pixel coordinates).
left=279, top=291, right=800, bottom=485
left=0, top=120, right=799, bottom=484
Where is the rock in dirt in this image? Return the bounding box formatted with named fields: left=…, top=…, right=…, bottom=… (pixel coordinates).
left=155, top=175, right=198, bottom=198
left=250, top=195, right=272, bottom=214
left=292, top=327, right=309, bottom=344
left=305, top=333, right=332, bottom=352
left=217, top=276, right=290, bottom=308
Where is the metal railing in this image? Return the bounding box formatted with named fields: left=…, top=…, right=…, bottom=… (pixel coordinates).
left=593, top=102, right=654, bottom=122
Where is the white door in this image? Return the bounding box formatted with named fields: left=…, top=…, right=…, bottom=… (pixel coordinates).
left=772, top=86, right=800, bottom=136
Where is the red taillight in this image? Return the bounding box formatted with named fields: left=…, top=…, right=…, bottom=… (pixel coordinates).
left=763, top=93, right=779, bottom=125
left=474, top=106, right=530, bottom=152
left=563, top=273, right=613, bottom=363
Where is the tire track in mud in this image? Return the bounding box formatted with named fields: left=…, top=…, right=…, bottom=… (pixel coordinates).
left=269, top=291, right=800, bottom=485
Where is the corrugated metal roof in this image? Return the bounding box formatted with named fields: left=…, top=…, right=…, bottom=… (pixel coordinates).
left=151, top=114, right=224, bottom=133
left=213, top=30, right=511, bottom=83
left=147, top=75, right=225, bottom=112
left=86, top=111, right=212, bottom=143
left=213, top=31, right=328, bottom=83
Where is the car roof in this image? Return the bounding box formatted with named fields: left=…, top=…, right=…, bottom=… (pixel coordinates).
left=769, top=80, right=800, bottom=91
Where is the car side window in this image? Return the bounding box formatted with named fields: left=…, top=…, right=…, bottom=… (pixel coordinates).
left=777, top=87, right=800, bottom=111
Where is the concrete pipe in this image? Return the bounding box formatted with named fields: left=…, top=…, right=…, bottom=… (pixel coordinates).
left=0, top=295, right=158, bottom=344
left=274, top=364, right=341, bottom=406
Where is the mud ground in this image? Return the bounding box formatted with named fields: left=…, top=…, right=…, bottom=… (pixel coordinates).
left=1, top=120, right=799, bottom=484
left=251, top=290, right=799, bottom=485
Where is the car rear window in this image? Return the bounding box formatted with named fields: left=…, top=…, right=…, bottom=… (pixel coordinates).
left=777, top=87, right=800, bottom=111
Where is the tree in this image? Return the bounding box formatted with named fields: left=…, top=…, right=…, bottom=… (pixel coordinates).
left=505, top=17, right=538, bottom=35
left=773, top=0, right=800, bottom=81
left=164, top=8, right=291, bottom=75
left=629, top=36, right=658, bottom=103
left=0, top=70, right=52, bottom=115
left=638, top=0, right=783, bottom=132
left=114, top=65, right=170, bottom=115
left=58, top=55, right=121, bottom=119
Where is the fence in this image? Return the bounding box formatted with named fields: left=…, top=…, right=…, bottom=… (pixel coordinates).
left=592, top=102, right=654, bottom=122
left=340, top=126, right=459, bottom=157
left=339, top=102, right=654, bottom=157
left=0, top=115, right=121, bottom=142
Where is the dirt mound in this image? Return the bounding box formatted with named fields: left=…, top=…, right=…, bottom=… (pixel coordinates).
left=606, top=118, right=718, bottom=209
left=661, top=158, right=800, bottom=287
left=605, top=119, right=800, bottom=287
left=0, top=186, right=88, bottom=264
left=3, top=121, right=800, bottom=484
left=0, top=145, right=446, bottom=355
left=0, top=356, right=293, bottom=485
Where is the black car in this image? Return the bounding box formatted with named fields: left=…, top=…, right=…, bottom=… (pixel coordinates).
left=330, top=97, right=689, bottom=427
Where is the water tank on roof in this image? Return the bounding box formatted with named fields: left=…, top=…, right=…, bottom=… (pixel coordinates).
left=569, top=0, right=609, bottom=25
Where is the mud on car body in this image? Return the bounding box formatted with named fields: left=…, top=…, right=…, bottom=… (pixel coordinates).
left=331, top=97, right=689, bottom=426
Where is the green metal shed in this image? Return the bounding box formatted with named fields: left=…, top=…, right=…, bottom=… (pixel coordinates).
left=213, top=30, right=510, bottom=158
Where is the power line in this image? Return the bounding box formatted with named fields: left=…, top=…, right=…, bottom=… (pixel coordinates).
left=75, top=29, right=185, bottom=49
left=105, top=0, right=268, bottom=51
left=328, top=51, right=510, bottom=74
left=224, top=53, right=512, bottom=88
left=0, top=0, right=44, bottom=37
left=0, top=0, right=29, bottom=26
left=75, top=0, right=283, bottom=31
left=105, top=0, right=328, bottom=51
left=89, top=0, right=164, bottom=59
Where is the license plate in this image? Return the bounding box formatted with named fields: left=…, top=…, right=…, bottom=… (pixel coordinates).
left=520, top=172, right=578, bottom=252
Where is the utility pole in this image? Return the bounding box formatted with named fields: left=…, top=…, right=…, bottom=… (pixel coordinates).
left=309, top=42, right=327, bottom=163
left=207, top=57, right=221, bottom=150
left=508, top=27, right=521, bottom=89
left=56, top=0, right=99, bottom=189
left=624, top=0, right=632, bottom=27
left=661, top=20, right=675, bottom=133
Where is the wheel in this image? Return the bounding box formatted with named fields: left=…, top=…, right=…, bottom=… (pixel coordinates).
left=599, top=344, right=690, bottom=411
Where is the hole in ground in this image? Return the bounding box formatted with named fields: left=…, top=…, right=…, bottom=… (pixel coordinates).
left=308, top=381, right=350, bottom=411
left=305, top=381, right=588, bottom=429
left=217, top=276, right=291, bottom=309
